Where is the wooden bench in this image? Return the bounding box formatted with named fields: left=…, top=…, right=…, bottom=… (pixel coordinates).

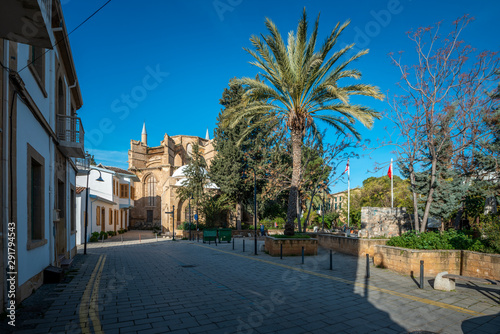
left=434, top=271, right=500, bottom=291
left=442, top=274, right=499, bottom=285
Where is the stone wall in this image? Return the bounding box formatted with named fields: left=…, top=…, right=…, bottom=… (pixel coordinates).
left=359, top=207, right=412, bottom=238
left=318, top=234, right=388, bottom=257
left=462, top=251, right=500, bottom=280
left=374, top=246, right=500, bottom=280
left=265, top=237, right=318, bottom=256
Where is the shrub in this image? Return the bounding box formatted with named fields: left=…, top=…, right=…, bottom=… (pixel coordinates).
left=107, top=231, right=116, bottom=237
left=89, top=236, right=98, bottom=242
left=181, top=222, right=196, bottom=230
left=118, top=229, right=125, bottom=234
left=91, top=232, right=100, bottom=238
left=386, top=230, right=498, bottom=253
left=99, top=231, right=108, bottom=240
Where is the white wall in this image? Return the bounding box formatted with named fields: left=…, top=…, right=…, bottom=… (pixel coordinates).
left=16, top=100, right=52, bottom=286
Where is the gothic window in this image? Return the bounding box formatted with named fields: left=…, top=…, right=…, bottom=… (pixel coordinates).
left=145, top=175, right=157, bottom=207
left=186, top=143, right=193, bottom=158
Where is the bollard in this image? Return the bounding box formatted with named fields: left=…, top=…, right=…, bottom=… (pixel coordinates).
left=330, top=250, right=332, bottom=270
left=209, top=240, right=211, bottom=245
left=215, top=238, right=217, bottom=246
left=101, top=235, right=104, bottom=242
left=280, top=243, right=283, bottom=260
left=197, top=234, right=199, bottom=242
left=366, top=254, right=370, bottom=278
left=243, top=239, right=245, bottom=252
left=156, top=234, right=158, bottom=242
left=420, top=260, right=424, bottom=289
left=232, top=238, right=234, bottom=250
left=302, top=247, right=304, bottom=264
left=121, top=235, right=123, bottom=243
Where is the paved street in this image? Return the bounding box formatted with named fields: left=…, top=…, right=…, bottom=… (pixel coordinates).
left=7, top=231, right=500, bottom=334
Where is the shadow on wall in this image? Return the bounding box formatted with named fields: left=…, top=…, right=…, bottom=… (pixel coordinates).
left=129, top=195, right=161, bottom=228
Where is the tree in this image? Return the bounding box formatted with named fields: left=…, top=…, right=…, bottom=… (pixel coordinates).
left=223, top=9, right=383, bottom=235
left=176, top=143, right=209, bottom=220
left=210, top=81, right=250, bottom=229
left=388, top=16, right=499, bottom=231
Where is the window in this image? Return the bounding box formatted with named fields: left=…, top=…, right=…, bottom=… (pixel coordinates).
left=115, top=209, right=118, bottom=225
left=147, top=210, right=153, bottom=223
left=120, top=184, right=129, bottom=198
left=145, top=175, right=157, bottom=207
left=339, top=203, right=342, bottom=209
left=101, top=208, right=106, bottom=229
left=335, top=203, right=337, bottom=210
left=28, top=46, right=46, bottom=95
left=130, top=186, right=135, bottom=200
left=27, top=144, right=46, bottom=249
left=96, top=206, right=101, bottom=225
left=109, top=208, right=113, bottom=225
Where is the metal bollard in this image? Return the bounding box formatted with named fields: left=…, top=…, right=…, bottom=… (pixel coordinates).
left=197, top=234, right=199, bottom=242
left=366, top=254, right=370, bottom=278
left=156, top=234, right=158, bottom=242
left=302, top=247, right=304, bottom=264
left=420, top=260, right=424, bottom=289
left=232, top=238, right=235, bottom=250
left=121, top=235, right=123, bottom=243
left=243, top=239, right=245, bottom=252
left=280, top=244, right=283, bottom=260
left=330, top=250, right=332, bottom=270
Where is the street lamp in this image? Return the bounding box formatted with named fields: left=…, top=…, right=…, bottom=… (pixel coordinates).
left=248, top=166, right=257, bottom=255
left=84, top=168, right=104, bottom=255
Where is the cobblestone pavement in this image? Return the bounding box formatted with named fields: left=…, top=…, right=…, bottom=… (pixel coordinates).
left=6, top=232, right=500, bottom=334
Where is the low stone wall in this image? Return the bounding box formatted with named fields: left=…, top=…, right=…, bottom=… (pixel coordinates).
left=265, top=237, right=318, bottom=256
left=462, top=251, right=500, bottom=280
left=318, top=234, right=388, bottom=257
left=374, top=246, right=500, bottom=279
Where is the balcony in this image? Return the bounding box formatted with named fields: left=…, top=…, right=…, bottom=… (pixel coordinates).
left=56, top=114, right=85, bottom=158
left=0, top=0, right=53, bottom=49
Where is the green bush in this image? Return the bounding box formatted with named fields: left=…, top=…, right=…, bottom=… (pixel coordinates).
left=99, top=231, right=108, bottom=240
left=89, top=236, right=98, bottom=242
left=386, top=230, right=498, bottom=253
left=181, top=222, right=196, bottom=230
left=107, top=231, right=116, bottom=237
left=91, top=232, right=100, bottom=238
left=274, top=234, right=311, bottom=239
left=118, top=229, right=125, bottom=234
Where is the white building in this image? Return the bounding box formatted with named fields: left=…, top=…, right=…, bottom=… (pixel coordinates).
left=76, top=164, right=139, bottom=244
left=0, top=0, right=85, bottom=309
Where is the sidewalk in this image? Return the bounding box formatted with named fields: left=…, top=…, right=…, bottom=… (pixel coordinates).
left=4, top=235, right=499, bottom=333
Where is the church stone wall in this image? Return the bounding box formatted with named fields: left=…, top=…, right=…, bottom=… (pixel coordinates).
left=128, top=131, right=215, bottom=232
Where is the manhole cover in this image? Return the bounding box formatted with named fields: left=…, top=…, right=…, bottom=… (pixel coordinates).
left=180, top=265, right=196, bottom=268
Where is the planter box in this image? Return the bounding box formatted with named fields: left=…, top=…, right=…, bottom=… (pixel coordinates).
left=318, top=234, right=388, bottom=257
left=265, top=236, right=318, bottom=256
left=374, top=246, right=500, bottom=280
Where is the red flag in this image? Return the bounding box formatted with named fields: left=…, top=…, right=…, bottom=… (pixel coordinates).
left=344, top=159, right=349, bottom=175
left=387, top=163, right=392, bottom=179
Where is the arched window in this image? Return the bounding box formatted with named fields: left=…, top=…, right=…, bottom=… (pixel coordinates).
left=145, top=175, right=157, bottom=207
left=186, top=144, right=193, bottom=158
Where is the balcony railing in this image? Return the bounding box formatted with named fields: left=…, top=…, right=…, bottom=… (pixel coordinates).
left=56, top=114, right=85, bottom=158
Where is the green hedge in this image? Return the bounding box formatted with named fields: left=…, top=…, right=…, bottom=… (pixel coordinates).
left=386, top=230, right=498, bottom=254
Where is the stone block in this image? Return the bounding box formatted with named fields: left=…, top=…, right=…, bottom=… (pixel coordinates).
left=434, top=272, right=455, bottom=291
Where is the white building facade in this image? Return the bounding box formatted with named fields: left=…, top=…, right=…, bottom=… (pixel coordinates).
left=76, top=165, right=139, bottom=244
left=0, top=0, right=85, bottom=309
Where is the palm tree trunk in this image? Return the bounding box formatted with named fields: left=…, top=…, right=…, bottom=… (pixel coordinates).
left=285, top=129, right=303, bottom=236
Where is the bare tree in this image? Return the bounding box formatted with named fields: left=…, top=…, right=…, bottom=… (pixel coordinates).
left=388, top=15, right=499, bottom=231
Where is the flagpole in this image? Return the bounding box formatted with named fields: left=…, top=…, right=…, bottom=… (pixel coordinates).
left=347, top=159, right=350, bottom=228
left=391, top=158, right=394, bottom=208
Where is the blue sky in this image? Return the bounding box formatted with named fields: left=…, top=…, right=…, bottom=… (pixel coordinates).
left=61, top=0, right=500, bottom=193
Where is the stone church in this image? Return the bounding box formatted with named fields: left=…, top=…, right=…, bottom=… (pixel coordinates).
left=128, top=123, right=215, bottom=232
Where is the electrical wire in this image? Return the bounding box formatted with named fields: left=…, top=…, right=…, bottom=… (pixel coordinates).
left=17, top=0, right=112, bottom=74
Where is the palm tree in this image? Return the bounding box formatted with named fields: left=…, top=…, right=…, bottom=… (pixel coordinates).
left=223, top=9, right=384, bottom=235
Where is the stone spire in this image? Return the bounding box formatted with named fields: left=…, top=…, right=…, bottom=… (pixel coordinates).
left=141, top=122, right=147, bottom=146
left=205, top=128, right=210, bottom=140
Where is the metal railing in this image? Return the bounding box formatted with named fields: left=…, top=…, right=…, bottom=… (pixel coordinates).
left=56, top=114, right=85, bottom=145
